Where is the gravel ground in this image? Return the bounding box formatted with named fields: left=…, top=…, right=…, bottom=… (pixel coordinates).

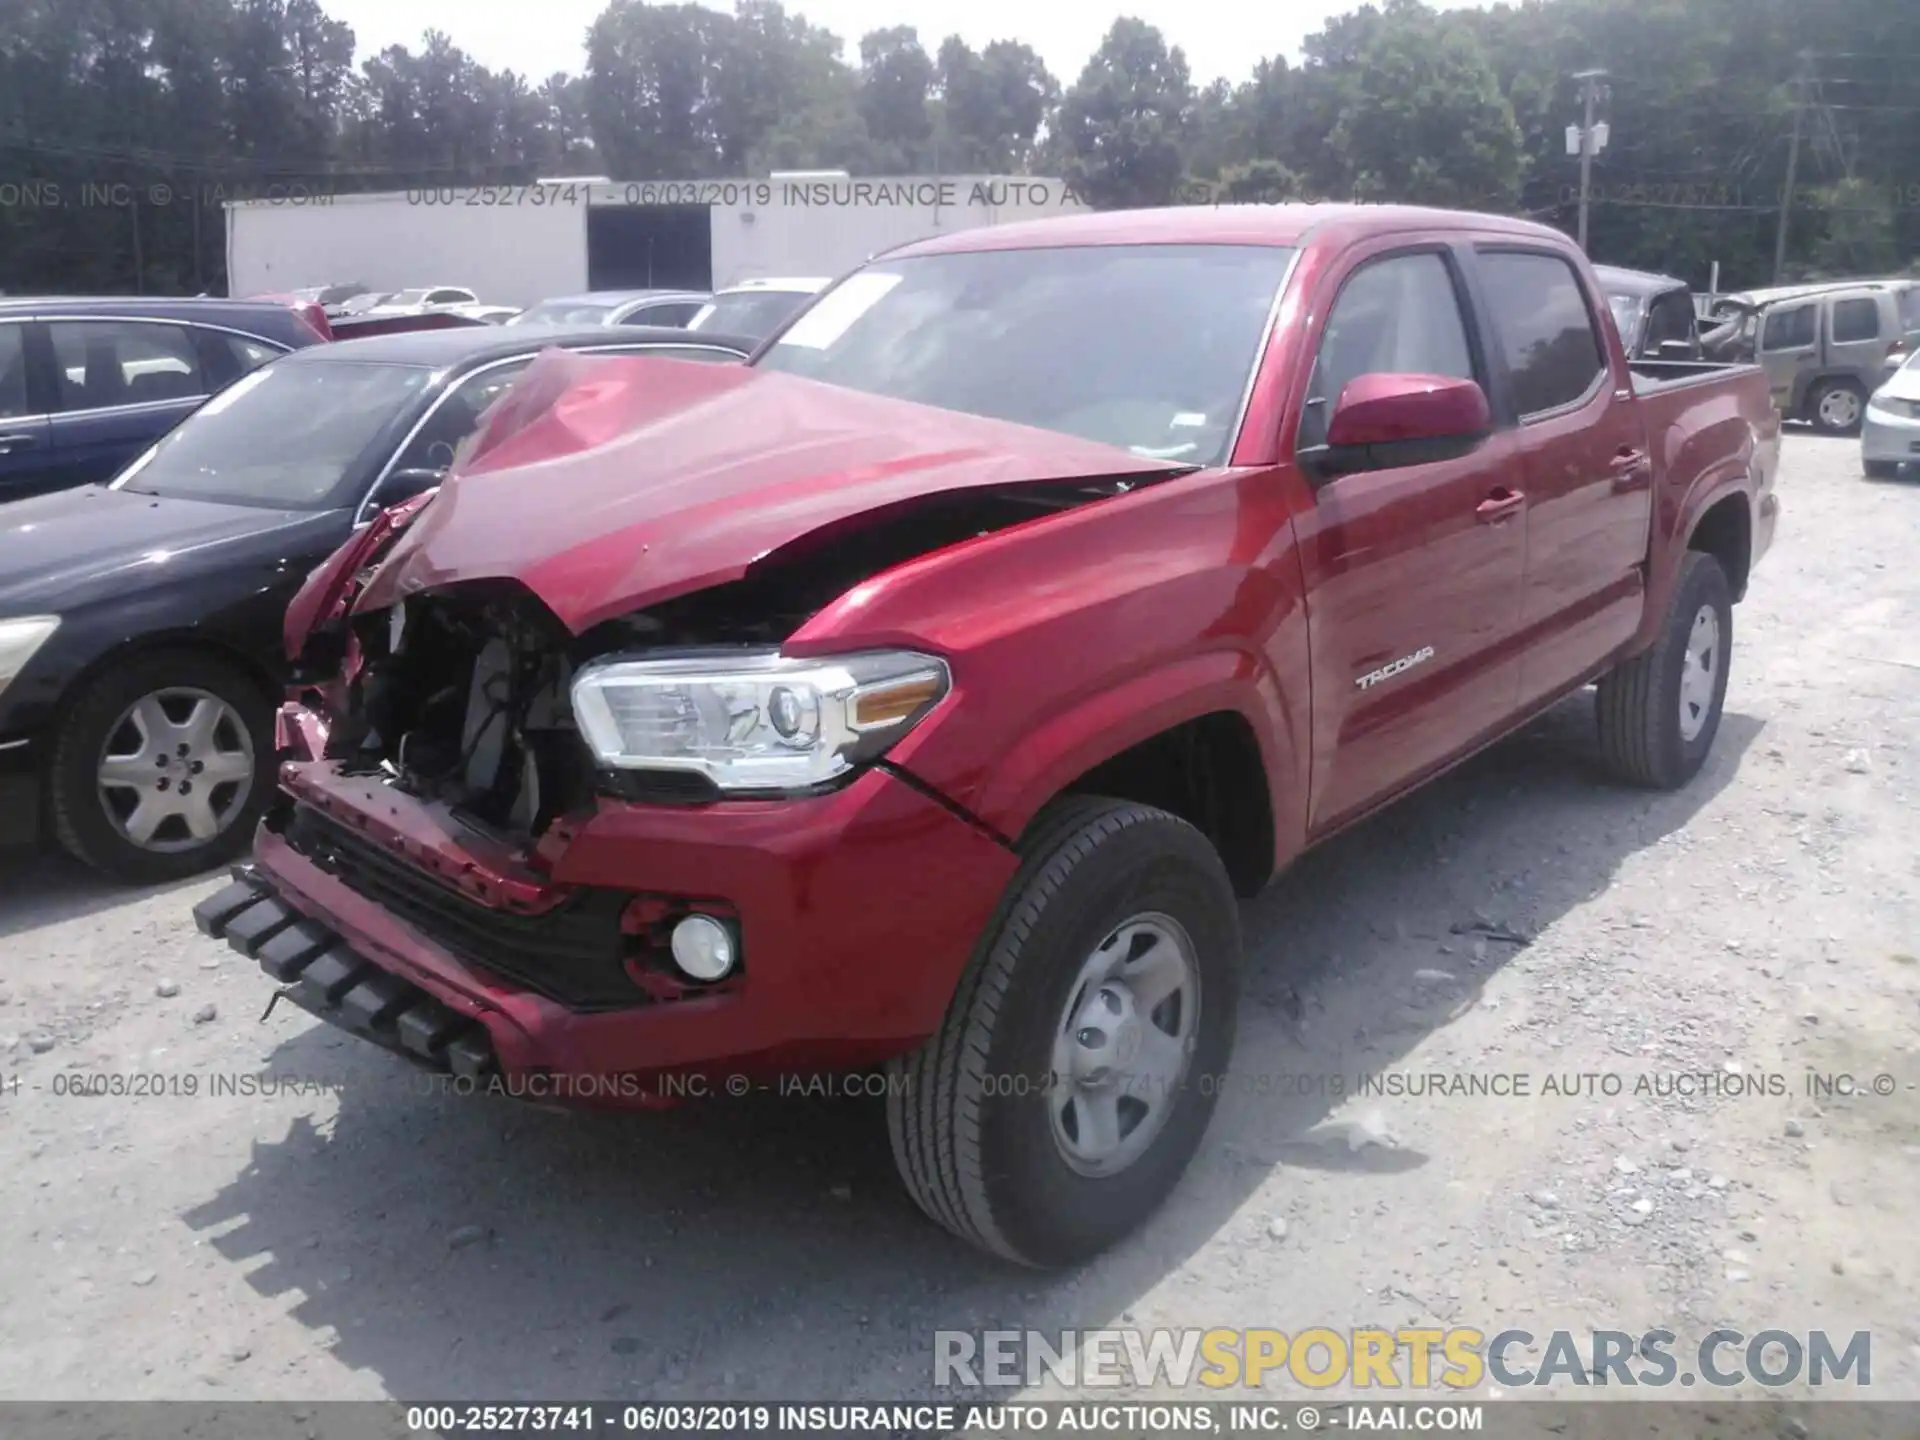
left=0, top=433, right=1914, bottom=1410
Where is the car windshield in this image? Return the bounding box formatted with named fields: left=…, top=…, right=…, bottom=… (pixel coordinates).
left=514, top=301, right=614, bottom=325
left=753, top=244, right=1296, bottom=466
left=114, top=360, right=432, bottom=509
left=689, top=289, right=815, bottom=339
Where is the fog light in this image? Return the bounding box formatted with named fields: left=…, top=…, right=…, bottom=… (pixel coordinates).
left=669, top=914, right=736, bottom=981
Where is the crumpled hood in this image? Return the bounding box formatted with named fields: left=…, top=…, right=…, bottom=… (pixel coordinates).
left=350, top=347, right=1190, bottom=634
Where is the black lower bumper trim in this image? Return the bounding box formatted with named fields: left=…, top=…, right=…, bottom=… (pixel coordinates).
left=194, top=867, right=496, bottom=1078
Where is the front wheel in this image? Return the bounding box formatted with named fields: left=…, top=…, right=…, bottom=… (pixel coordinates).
left=1864, top=459, right=1901, bottom=480
left=50, top=651, right=275, bottom=884
left=1595, top=551, right=1733, bottom=790
left=886, top=797, right=1240, bottom=1268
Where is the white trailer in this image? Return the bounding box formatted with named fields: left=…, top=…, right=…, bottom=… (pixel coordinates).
left=224, top=175, right=1085, bottom=306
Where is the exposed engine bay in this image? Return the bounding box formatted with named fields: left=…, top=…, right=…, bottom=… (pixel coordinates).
left=320, top=475, right=1163, bottom=846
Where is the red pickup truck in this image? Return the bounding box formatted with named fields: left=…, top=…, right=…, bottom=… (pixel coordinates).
left=193, top=204, right=1779, bottom=1268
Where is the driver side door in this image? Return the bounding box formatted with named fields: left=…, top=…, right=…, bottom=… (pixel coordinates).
left=1289, top=243, right=1528, bottom=835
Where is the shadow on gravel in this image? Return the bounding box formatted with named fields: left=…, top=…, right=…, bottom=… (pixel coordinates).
left=0, top=848, right=210, bottom=942
left=182, top=692, right=1760, bottom=1402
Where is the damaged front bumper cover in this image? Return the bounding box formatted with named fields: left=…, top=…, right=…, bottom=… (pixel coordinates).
left=194, top=865, right=497, bottom=1080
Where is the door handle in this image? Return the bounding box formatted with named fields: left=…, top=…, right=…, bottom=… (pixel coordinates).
left=1610, top=447, right=1653, bottom=490
left=0, top=433, right=40, bottom=455
left=1475, top=487, right=1525, bottom=523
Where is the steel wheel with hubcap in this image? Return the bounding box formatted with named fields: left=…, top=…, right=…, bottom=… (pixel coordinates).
left=1049, top=914, right=1200, bottom=1178
left=97, top=687, right=256, bottom=852
left=1596, top=550, right=1733, bottom=790
left=888, top=796, right=1240, bottom=1268
left=1677, top=605, right=1720, bottom=744
left=51, top=651, right=275, bottom=884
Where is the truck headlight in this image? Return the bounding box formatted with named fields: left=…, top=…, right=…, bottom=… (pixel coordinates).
left=0, top=616, right=60, bottom=699
left=569, top=648, right=950, bottom=793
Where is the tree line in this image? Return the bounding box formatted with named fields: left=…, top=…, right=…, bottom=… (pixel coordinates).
left=2, top=0, right=1915, bottom=296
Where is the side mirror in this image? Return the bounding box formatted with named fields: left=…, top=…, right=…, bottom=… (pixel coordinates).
left=1303, top=374, right=1492, bottom=480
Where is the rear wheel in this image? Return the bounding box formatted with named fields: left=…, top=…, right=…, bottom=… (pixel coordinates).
left=1595, top=551, right=1732, bottom=791
left=1809, top=379, right=1866, bottom=436
left=50, top=651, right=275, bottom=884
left=886, top=797, right=1240, bottom=1268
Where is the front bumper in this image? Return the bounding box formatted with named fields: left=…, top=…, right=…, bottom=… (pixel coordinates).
left=1863, top=404, right=1920, bottom=467
left=205, top=760, right=1018, bottom=1100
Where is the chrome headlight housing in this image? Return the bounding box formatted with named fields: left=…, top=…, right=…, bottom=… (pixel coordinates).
left=0, top=616, right=61, bottom=700
left=569, top=648, right=950, bottom=793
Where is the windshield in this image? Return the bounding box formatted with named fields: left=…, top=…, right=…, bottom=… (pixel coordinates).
left=513, top=301, right=613, bottom=326
left=753, top=244, right=1296, bottom=465
left=114, top=360, right=432, bottom=509
left=689, top=289, right=816, bottom=339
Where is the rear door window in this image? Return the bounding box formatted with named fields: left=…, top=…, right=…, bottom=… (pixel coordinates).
left=1831, top=297, right=1881, bottom=344
left=1476, top=251, right=1607, bottom=417
left=49, top=320, right=206, bottom=411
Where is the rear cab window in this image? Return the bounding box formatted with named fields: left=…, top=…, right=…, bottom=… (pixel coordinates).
left=1476, top=251, right=1607, bottom=417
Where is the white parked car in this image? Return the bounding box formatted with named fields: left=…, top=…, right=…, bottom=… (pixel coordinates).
left=509, top=290, right=710, bottom=328
left=366, top=286, right=480, bottom=316
left=1863, top=348, right=1920, bottom=479
left=685, top=277, right=830, bottom=342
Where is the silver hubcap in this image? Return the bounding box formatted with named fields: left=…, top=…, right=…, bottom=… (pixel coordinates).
left=1678, top=605, right=1720, bottom=743
left=97, top=688, right=255, bottom=852
left=1818, top=388, right=1860, bottom=429
left=1048, top=914, right=1200, bottom=1177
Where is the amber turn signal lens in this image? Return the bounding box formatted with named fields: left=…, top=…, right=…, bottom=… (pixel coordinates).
left=852, top=672, right=946, bottom=729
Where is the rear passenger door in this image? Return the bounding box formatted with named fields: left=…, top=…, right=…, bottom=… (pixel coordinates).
left=1472, top=248, right=1651, bottom=706
left=1292, top=244, right=1527, bottom=832
left=45, top=319, right=209, bottom=490
left=1827, top=294, right=1885, bottom=383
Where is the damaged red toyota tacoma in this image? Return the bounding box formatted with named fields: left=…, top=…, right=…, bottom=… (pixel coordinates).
left=193, top=205, right=1780, bottom=1268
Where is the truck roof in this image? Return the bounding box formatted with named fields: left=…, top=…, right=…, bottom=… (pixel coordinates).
left=888, top=203, right=1573, bottom=259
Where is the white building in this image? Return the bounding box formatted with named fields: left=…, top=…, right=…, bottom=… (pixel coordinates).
left=224, top=174, right=1085, bottom=305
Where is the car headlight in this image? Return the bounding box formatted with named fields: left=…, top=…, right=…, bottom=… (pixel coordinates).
left=0, top=616, right=60, bottom=699
left=569, top=648, right=950, bottom=793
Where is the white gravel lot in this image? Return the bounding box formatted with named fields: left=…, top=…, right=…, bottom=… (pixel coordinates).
left=0, top=433, right=1914, bottom=1411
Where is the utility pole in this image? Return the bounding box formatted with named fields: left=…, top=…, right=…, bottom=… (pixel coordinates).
left=1774, top=51, right=1812, bottom=285
left=1569, top=69, right=1609, bottom=254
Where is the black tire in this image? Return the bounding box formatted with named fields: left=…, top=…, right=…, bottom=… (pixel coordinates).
left=886, top=796, right=1240, bottom=1268
left=50, top=650, right=276, bottom=884
left=1864, top=459, right=1901, bottom=480
left=1595, top=551, right=1733, bottom=790
left=1807, top=378, right=1866, bottom=436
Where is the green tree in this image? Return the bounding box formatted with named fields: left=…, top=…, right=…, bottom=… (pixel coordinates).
left=1051, top=17, right=1193, bottom=208
left=856, top=25, right=935, bottom=167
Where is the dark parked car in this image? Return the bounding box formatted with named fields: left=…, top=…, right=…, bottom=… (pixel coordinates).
left=0, top=297, right=330, bottom=501
left=0, top=323, right=754, bottom=882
